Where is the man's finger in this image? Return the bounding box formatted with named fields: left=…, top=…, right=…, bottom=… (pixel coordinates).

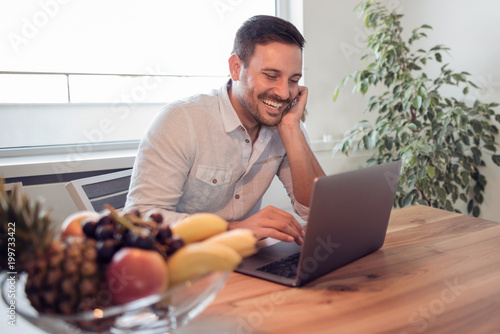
left=262, top=228, right=295, bottom=243
left=266, top=206, right=303, bottom=235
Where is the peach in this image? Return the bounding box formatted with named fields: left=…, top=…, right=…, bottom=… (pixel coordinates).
left=60, top=211, right=100, bottom=240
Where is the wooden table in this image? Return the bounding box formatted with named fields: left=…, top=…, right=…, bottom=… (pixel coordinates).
left=178, top=205, right=500, bottom=334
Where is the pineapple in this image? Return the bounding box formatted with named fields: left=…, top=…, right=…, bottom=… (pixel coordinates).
left=0, top=178, right=105, bottom=315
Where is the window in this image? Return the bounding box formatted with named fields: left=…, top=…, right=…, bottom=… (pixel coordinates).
left=0, top=0, right=276, bottom=154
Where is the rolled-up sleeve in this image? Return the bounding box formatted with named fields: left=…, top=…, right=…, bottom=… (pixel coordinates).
left=276, top=155, right=310, bottom=222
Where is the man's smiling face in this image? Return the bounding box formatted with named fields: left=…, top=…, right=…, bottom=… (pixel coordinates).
left=233, top=42, right=303, bottom=128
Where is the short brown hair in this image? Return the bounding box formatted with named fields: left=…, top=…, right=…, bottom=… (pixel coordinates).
left=232, top=15, right=306, bottom=67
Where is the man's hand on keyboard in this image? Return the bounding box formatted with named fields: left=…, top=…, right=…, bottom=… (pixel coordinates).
left=229, top=206, right=305, bottom=245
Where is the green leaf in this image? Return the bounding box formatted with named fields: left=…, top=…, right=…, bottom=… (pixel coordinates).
left=461, top=170, right=471, bottom=187
left=333, top=87, right=340, bottom=102
left=472, top=206, right=480, bottom=217
left=471, top=147, right=482, bottom=165
left=385, top=137, right=394, bottom=150
left=419, top=85, right=427, bottom=97
left=360, top=79, right=369, bottom=95
left=422, top=184, right=432, bottom=199
left=405, top=86, right=414, bottom=100
left=475, top=193, right=484, bottom=204
left=459, top=114, right=468, bottom=130
left=445, top=200, right=454, bottom=212
left=412, top=96, right=422, bottom=110
left=493, top=155, right=500, bottom=166
left=463, top=160, right=473, bottom=172
left=484, top=144, right=496, bottom=152
left=364, top=13, right=371, bottom=27
left=409, top=155, right=418, bottom=169
left=362, top=135, right=371, bottom=149
left=435, top=111, right=445, bottom=121
left=459, top=194, right=468, bottom=203
left=423, top=97, right=431, bottom=109
left=408, top=123, right=417, bottom=131
left=427, top=166, right=435, bottom=178
left=467, top=199, right=473, bottom=213
left=402, top=191, right=416, bottom=207
left=419, top=143, right=433, bottom=154
left=341, top=74, right=351, bottom=87
left=437, top=187, right=447, bottom=201
left=435, top=53, right=442, bottom=62
left=471, top=119, right=483, bottom=134
left=477, top=174, right=487, bottom=187
left=401, top=132, right=410, bottom=144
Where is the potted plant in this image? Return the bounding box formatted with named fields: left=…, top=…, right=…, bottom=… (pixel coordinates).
left=333, top=0, right=500, bottom=216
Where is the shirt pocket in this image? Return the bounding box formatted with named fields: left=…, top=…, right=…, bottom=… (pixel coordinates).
left=195, top=165, right=232, bottom=186
left=183, top=165, right=233, bottom=211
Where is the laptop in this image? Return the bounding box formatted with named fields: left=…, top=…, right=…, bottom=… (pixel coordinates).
left=235, top=160, right=402, bottom=287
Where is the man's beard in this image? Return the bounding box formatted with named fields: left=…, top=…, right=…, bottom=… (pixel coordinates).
left=238, top=91, right=291, bottom=127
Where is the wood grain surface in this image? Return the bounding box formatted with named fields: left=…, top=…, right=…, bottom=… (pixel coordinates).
left=179, top=205, right=500, bottom=334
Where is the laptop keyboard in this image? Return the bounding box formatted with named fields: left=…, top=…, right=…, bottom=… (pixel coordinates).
left=256, top=252, right=301, bottom=279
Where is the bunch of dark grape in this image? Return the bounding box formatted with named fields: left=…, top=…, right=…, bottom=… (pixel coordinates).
left=80, top=206, right=184, bottom=264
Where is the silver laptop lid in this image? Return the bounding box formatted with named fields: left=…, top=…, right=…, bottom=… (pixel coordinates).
left=295, top=160, right=402, bottom=285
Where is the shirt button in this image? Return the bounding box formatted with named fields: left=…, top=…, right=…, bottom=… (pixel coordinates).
left=212, top=179, right=217, bottom=184
left=235, top=194, right=240, bottom=199
left=244, top=139, right=250, bottom=144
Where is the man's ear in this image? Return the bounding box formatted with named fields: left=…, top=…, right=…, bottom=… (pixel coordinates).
left=228, top=53, right=242, bottom=81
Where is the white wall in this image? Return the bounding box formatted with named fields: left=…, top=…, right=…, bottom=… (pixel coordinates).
left=302, top=0, right=500, bottom=222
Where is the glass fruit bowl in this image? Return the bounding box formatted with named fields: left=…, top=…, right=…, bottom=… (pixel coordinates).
left=1, top=270, right=230, bottom=334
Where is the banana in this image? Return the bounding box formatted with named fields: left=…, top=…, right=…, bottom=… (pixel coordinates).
left=167, top=242, right=242, bottom=287
left=171, top=213, right=228, bottom=244
left=204, top=228, right=258, bottom=257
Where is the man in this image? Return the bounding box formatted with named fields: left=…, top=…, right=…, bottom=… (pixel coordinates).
left=125, top=15, right=325, bottom=245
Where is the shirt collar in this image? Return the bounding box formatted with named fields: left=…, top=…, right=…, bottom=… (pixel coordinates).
left=219, top=80, right=243, bottom=133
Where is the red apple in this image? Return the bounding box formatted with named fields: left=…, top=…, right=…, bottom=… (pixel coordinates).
left=106, top=247, right=169, bottom=305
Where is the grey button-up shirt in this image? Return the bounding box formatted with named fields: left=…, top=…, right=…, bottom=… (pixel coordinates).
left=125, top=82, right=310, bottom=225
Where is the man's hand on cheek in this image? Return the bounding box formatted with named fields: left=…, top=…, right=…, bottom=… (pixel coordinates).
left=278, top=86, right=308, bottom=131
left=229, top=206, right=305, bottom=245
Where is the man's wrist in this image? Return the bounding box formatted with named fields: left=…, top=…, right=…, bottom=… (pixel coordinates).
left=277, top=122, right=305, bottom=143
